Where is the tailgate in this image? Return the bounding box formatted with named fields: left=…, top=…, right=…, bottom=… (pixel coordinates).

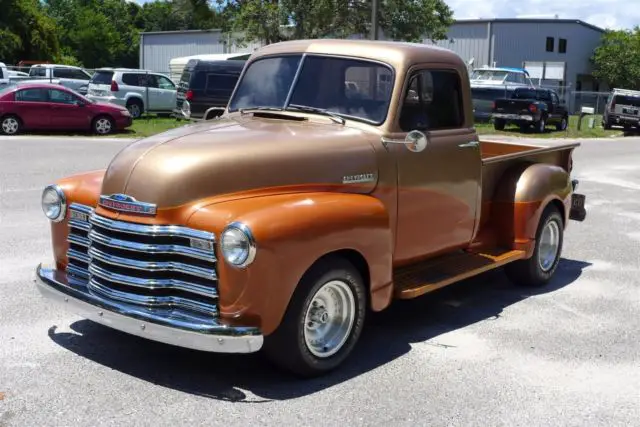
left=494, top=99, right=533, bottom=115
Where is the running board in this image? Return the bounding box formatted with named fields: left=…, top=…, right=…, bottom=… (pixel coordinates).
left=393, top=249, right=527, bottom=299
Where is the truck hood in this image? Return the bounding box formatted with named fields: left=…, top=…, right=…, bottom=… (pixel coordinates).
left=100, top=115, right=380, bottom=209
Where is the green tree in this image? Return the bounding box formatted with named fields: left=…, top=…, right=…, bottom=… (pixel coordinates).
left=217, top=0, right=454, bottom=45
left=592, top=27, right=640, bottom=89
left=0, top=0, right=60, bottom=63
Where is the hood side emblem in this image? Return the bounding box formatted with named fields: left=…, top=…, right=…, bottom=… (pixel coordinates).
left=99, top=193, right=157, bottom=215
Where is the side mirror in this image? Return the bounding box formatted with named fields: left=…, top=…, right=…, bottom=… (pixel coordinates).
left=381, top=130, right=429, bottom=153
left=203, top=106, right=226, bottom=121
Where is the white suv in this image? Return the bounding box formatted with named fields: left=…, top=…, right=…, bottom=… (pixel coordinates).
left=86, top=68, right=177, bottom=118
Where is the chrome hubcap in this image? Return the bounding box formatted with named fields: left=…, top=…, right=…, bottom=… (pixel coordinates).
left=2, top=118, right=18, bottom=134
left=538, top=220, right=560, bottom=272
left=304, top=280, right=356, bottom=358
left=95, top=118, right=112, bottom=134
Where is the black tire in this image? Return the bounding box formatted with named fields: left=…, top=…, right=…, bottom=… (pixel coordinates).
left=92, top=115, right=115, bottom=135
left=494, top=119, right=506, bottom=131
left=126, top=99, right=143, bottom=119
left=536, top=116, right=547, bottom=133
left=1, top=115, right=21, bottom=135
left=262, top=256, right=367, bottom=378
left=556, top=115, right=568, bottom=131
left=504, top=204, right=564, bottom=287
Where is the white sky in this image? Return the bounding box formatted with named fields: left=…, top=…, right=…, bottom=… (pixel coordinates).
left=446, top=0, right=636, bottom=30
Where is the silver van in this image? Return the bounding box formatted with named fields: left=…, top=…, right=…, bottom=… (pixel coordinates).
left=602, top=88, right=640, bottom=130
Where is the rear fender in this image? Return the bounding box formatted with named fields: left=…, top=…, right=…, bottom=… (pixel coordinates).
left=187, top=192, right=394, bottom=336
left=491, top=162, right=571, bottom=256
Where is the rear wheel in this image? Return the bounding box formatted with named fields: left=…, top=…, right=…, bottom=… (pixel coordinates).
left=556, top=115, right=568, bottom=131
left=504, top=204, right=564, bottom=287
left=126, top=99, right=143, bottom=119
left=263, top=257, right=367, bottom=377
left=494, top=119, right=506, bottom=131
left=1, top=115, right=21, bottom=135
left=536, top=116, right=547, bottom=133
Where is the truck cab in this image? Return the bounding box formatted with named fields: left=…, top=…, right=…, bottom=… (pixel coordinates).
left=35, top=39, right=587, bottom=378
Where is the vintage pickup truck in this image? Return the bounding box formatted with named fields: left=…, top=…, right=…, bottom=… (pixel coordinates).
left=35, top=39, right=587, bottom=377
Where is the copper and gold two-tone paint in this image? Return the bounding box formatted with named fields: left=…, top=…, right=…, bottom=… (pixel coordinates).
left=38, top=39, right=584, bottom=348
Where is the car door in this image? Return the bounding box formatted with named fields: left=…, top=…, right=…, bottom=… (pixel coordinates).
left=387, top=66, right=481, bottom=263
left=48, top=88, right=91, bottom=130
left=13, top=88, right=51, bottom=129
left=155, top=74, right=177, bottom=111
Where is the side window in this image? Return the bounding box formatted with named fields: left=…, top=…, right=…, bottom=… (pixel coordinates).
left=15, top=88, right=48, bottom=102
left=122, top=73, right=142, bottom=86
left=399, top=69, right=464, bottom=132
left=156, top=75, right=175, bottom=90
left=205, top=73, right=238, bottom=96
left=29, top=67, right=47, bottom=77
left=49, top=89, right=79, bottom=104
left=71, top=69, right=91, bottom=80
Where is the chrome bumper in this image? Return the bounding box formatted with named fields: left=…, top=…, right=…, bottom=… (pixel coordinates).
left=35, top=264, right=263, bottom=353
left=493, top=113, right=534, bottom=121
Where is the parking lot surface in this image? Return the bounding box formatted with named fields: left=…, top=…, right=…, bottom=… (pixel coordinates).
left=1, top=135, right=639, bottom=426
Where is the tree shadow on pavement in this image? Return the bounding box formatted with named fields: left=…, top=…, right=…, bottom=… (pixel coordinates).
left=47, top=257, right=591, bottom=402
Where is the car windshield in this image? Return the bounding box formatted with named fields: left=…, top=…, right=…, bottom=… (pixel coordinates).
left=227, top=54, right=394, bottom=124
left=470, top=70, right=509, bottom=82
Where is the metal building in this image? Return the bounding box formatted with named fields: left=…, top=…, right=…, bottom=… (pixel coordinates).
left=426, top=18, right=606, bottom=92
left=139, top=29, right=261, bottom=76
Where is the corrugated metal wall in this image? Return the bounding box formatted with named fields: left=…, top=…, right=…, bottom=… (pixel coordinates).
left=140, top=31, right=226, bottom=75
left=492, top=22, right=601, bottom=89
left=425, top=23, right=490, bottom=68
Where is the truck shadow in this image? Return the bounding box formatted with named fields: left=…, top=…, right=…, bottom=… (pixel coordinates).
left=47, top=257, right=590, bottom=402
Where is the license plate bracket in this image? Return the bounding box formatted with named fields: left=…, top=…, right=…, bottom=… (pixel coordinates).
left=569, top=193, right=586, bottom=221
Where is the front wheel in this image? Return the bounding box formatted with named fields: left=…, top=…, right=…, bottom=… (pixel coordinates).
left=1, top=115, right=21, bottom=135
left=93, top=115, right=114, bottom=135
left=263, top=257, right=367, bottom=377
left=504, top=204, right=564, bottom=287
left=556, top=116, right=568, bottom=131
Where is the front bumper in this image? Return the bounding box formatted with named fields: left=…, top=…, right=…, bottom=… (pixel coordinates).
left=35, top=264, right=263, bottom=353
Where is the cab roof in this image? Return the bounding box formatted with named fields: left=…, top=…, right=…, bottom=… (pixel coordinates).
left=248, top=39, right=466, bottom=71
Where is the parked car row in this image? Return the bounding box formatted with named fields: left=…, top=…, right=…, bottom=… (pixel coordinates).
left=491, top=87, right=569, bottom=133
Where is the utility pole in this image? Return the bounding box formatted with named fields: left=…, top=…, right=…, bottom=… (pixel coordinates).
left=370, top=0, right=379, bottom=40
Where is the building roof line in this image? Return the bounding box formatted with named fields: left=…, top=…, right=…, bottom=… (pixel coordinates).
left=453, top=18, right=605, bottom=33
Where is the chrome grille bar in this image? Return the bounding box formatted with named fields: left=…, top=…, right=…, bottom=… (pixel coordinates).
left=88, top=263, right=218, bottom=299
left=88, top=229, right=216, bottom=262
left=88, top=245, right=217, bottom=280
left=89, top=279, right=218, bottom=316
left=69, top=234, right=89, bottom=248
left=89, top=212, right=215, bottom=241
left=68, top=248, right=90, bottom=264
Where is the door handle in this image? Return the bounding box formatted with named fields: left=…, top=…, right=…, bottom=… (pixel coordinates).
left=458, top=140, right=479, bottom=148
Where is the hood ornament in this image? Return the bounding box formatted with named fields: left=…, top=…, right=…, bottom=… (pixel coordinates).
left=99, top=193, right=157, bottom=215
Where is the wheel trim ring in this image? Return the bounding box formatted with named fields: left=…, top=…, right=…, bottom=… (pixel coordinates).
left=538, top=219, right=560, bottom=272
left=303, top=280, right=356, bottom=358
left=129, top=104, right=140, bottom=117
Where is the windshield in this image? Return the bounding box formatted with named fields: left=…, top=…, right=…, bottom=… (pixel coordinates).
left=470, top=70, right=508, bottom=82
left=227, top=54, right=394, bottom=124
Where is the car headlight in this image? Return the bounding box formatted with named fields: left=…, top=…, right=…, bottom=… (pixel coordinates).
left=41, top=184, right=66, bottom=222
left=220, top=222, right=256, bottom=268
left=121, top=110, right=130, bottom=117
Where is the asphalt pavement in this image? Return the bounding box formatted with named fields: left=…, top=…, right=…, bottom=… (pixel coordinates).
left=1, top=134, right=639, bottom=426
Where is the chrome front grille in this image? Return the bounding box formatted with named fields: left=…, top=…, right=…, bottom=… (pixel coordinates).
left=66, top=203, right=219, bottom=319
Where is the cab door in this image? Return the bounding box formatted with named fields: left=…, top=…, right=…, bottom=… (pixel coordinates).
left=387, top=66, right=482, bottom=264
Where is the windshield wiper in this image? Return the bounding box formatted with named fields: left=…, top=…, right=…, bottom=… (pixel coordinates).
left=286, top=104, right=346, bottom=125
left=239, top=106, right=286, bottom=115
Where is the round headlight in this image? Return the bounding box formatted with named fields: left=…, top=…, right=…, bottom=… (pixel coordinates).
left=220, top=222, right=256, bottom=268
left=41, top=185, right=66, bottom=222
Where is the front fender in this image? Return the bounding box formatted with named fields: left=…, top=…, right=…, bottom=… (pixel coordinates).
left=187, top=192, right=393, bottom=336
left=492, top=162, right=571, bottom=255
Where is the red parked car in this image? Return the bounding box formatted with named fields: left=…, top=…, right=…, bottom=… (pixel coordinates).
left=0, top=82, right=133, bottom=135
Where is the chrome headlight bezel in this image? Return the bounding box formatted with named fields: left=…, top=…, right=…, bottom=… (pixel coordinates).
left=41, top=184, right=67, bottom=222
left=220, top=221, right=256, bottom=268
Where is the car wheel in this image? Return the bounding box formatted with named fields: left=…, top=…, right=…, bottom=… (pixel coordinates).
left=1, top=115, right=21, bottom=135
left=126, top=99, right=143, bottom=119
left=556, top=116, right=568, bottom=131
left=93, top=116, right=114, bottom=135
left=263, top=256, right=367, bottom=378
left=504, top=204, right=564, bottom=287
left=536, top=116, right=547, bottom=133
left=494, top=119, right=506, bottom=131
